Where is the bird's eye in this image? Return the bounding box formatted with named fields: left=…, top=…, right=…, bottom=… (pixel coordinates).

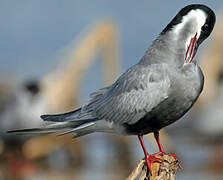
left=202, top=24, right=209, bottom=31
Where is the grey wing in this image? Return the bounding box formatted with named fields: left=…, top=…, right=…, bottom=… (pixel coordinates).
left=82, top=63, right=170, bottom=125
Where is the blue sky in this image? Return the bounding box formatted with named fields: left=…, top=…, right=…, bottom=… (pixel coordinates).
left=0, top=1, right=222, bottom=100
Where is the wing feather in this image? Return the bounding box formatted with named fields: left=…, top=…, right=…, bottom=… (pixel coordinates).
left=83, top=63, right=170, bottom=125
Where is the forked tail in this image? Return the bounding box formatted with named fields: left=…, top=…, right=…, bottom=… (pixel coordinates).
left=7, top=108, right=99, bottom=138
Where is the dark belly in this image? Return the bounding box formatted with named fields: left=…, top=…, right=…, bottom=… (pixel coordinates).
left=123, top=97, right=195, bottom=135
left=123, top=65, right=203, bottom=135
left=124, top=115, right=166, bottom=135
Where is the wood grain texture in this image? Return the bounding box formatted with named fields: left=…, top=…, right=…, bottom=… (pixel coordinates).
left=126, top=154, right=178, bottom=180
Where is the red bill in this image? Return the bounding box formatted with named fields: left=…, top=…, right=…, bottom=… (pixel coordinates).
left=185, top=33, right=198, bottom=63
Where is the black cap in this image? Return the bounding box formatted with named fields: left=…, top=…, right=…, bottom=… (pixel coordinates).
left=161, top=4, right=216, bottom=39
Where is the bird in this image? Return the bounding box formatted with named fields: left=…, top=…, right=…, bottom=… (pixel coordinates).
left=8, top=4, right=216, bottom=172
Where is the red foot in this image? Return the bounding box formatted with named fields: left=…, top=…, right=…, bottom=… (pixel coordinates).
left=145, top=153, right=164, bottom=172
left=167, top=153, right=183, bottom=169
left=153, top=132, right=182, bottom=169
left=155, top=152, right=182, bottom=169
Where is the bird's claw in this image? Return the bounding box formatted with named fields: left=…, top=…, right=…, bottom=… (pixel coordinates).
left=144, top=152, right=182, bottom=178
left=147, top=152, right=182, bottom=170
left=146, top=153, right=163, bottom=163
left=144, top=153, right=164, bottom=173
left=165, top=153, right=182, bottom=169
left=156, top=152, right=182, bottom=169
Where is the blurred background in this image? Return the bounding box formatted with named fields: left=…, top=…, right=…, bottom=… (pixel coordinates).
left=1, top=0, right=223, bottom=180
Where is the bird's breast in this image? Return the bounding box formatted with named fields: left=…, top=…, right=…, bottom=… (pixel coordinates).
left=124, top=67, right=203, bottom=135
left=151, top=68, right=203, bottom=125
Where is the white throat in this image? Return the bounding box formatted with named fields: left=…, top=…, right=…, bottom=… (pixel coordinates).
left=172, top=9, right=207, bottom=48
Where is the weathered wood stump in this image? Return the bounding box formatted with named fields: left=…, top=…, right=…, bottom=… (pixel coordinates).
left=126, top=154, right=178, bottom=180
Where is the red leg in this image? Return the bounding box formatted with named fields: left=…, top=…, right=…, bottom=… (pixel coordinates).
left=138, top=135, right=151, bottom=171
left=138, top=135, right=163, bottom=172
left=153, top=131, right=182, bottom=169
left=154, top=131, right=165, bottom=153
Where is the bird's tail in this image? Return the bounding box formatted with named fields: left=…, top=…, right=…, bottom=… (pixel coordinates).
left=7, top=109, right=99, bottom=138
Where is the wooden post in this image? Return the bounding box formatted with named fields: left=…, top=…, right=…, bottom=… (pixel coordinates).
left=126, top=154, right=178, bottom=180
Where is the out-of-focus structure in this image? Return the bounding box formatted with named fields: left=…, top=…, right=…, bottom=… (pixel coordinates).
left=197, top=16, right=223, bottom=107
left=43, top=21, right=120, bottom=113
left=22, top=20, right=123, bottom=164
left=194, top=14, right=223, bottom=138
left=1, top=21, right=127, bottom=179
left=23, top=21, right=120, bottom=158
left=191, top=14, right=223, bottom=173
left=1, top=19, right=172, bottom=180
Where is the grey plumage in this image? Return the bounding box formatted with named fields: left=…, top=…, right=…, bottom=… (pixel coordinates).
left=8, top=4, right=215, bottom=138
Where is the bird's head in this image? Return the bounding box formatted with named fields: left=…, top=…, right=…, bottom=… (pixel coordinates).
left=161, top=4, right=216, bottom=64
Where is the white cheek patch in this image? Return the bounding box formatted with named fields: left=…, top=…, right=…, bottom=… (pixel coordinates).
left=172, top=9, right=207, bottom=47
